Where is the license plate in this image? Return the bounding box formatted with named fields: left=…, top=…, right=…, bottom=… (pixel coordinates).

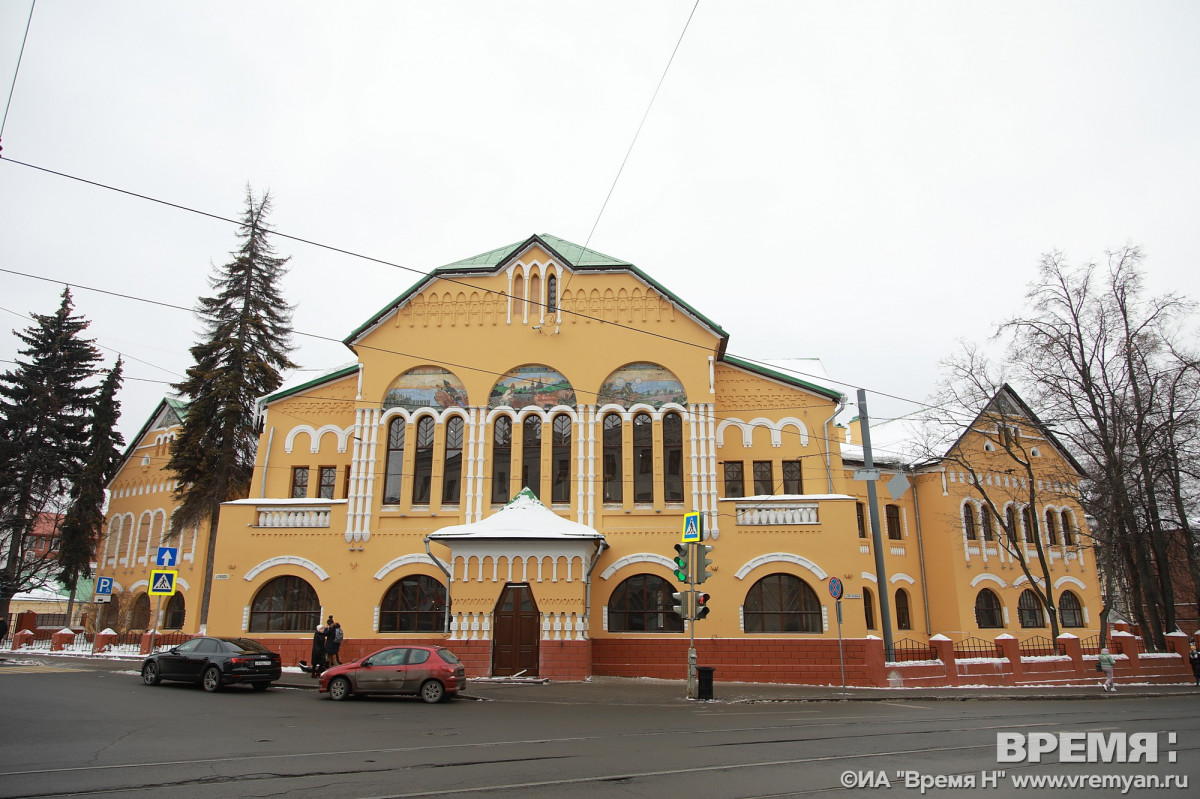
left=255, top=660, right=272, bottom=666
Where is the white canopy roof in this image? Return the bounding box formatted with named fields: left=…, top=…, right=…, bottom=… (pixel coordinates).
left=428, top=488, right=605, bottom=542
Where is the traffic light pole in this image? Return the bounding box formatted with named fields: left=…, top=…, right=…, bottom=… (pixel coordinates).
left=858, top=389, right=895, bottom=662
left=687, top=541, right=697, bottom=700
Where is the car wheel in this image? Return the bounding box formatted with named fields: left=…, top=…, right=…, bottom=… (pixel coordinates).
left=419, top=679, right=445, bottom=704
left=328, top=676, right=352, bottom=701
left=141, top=662, right=161, bottom=686
left=252, top=681, right=271, bottom=692
left=202, top=666, right=223, bottom=692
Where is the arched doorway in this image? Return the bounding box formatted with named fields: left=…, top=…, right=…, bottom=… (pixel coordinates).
left=492, top=583, right=539, bottom=676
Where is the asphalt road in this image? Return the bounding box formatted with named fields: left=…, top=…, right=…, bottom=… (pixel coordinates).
left=1, top=658, right=1197, bottom=799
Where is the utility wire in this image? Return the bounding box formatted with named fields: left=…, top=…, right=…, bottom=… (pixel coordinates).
left=1, top=0, right=36, bottom=140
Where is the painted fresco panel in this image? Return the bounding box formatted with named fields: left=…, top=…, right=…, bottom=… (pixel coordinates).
left=489, top=365, right=576, bottom=410
left=384, top=367, right=469, bottom=411
left=598, top=362, right=687, bottom=409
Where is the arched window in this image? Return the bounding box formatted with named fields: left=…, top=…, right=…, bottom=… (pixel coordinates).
left=551, top=414, right=572, bottom=503
left=1044, top=509, right=1059, bottom=546
left=522, top=416, right=542, bottom=498
left=663, top=411, right=684, bottom=502
left=744, top=573, right=822, bottom=633
left=602, top=414, right=622, bottom=503
left=1018, top=589, right=1045, bottom=628
left=547, top=274, right=557, bottom=315
left=1021, top=507, right=1034, bottom=543
left=412, top=416, right=435, bottom=504
left=1005, top=506, right=1019, bottom=545
left=249, top=575, right=320, bottom=632
left=633, top=412, right=654, bottom=503
left=963, top=504, right=978, bottom=540
left=492, top=416, right=512, bottom=504
left=895, top=588, right=912, bottom=630
left=442, top=416, right=464, bottom=505
left=975, top=588, right=1004, bottom=628
left=1059, top=590, right=1084, bottom=628
left=1061, top=510, right=1075, bottom=546
left=162, top=593, right=186, bottom=629
left=863, top=587, right=876, bottom=630
left=981, top=507, right=995, bottom=542
left=379, top=575, right=447, bottom=632
left=856, top=502, right=867, bottom=538
left=131, top=593, right=151, bottom=630
left=607, top=574, right=684, bottom=632
left=885, top=505, right=902, bottom=540
left=383, top=417, right=406, bottom=505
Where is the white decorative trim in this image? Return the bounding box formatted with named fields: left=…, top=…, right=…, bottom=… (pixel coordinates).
left=129, top=580, right=149, bottom=593
left=715, top=416, right=810, bottom=448
left=373, top=553, right=451, bottom=581
left=1013, top=574, right=1045, bottom=587
left=284, top=424, right=352, bottom=454
left=971, top=573, right=1007, bottom=588
left=735, top=553, right=827, bottom=581
left=1054, top=576, right=1087, bottom=590
left=860, top=571, right=877, bottom=583
left=600, top=553, right=675, bottom=581
left=889, top=572, right=915, bottom=585
left=243, top=556, right=330, bottom=582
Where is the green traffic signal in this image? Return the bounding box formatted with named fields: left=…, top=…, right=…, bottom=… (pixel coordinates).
left=672, top=542, right=690, bottom=583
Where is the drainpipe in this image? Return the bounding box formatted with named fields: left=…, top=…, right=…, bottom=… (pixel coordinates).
left=822, top=397, right=847, bottom=494
left=260, top=427, right=274, bottom=498
left=909, top=467, right=933, bottom=636
left=584, top=539, right=609, bottom=633
left=424, top=536, right=454, bottom=633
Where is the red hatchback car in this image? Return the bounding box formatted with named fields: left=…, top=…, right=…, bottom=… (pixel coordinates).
left=318, top=644, right=467, bottom=703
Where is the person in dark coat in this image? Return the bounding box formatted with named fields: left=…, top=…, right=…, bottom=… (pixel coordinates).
left=324, top=620, right=343, bottom=666
left=1189, top=643, right=1200, bottom=687
left=307, top=624, right=327, bottom=677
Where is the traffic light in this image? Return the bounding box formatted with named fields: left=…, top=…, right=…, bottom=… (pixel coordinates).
left=694, top=592, right=711, bottom=620
left=672, top=543, right=690, bottom=583
left=671, top=591, right=689, bottom=619
left=695, top=544, right=714, bottom=584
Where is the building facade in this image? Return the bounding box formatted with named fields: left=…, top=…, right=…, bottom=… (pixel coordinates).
left=93, top=234, right=1108, bottom=684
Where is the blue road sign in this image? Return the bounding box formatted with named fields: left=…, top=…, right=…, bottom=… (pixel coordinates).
left=828, top=577, right=844, bottom=600
left=682, top=512, right=701, bottom=543
left=96, top=576, right=113, bottom=595
left=149, top=570, right=178, bottom=596
left=156, top=547, right=179, bottom=567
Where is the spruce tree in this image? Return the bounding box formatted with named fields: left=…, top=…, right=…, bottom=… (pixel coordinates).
left=168, top=188, right=296, bottom=629
left=58, top=359, right=125, bottom=593
left=0, top=288, right=101, bottom=618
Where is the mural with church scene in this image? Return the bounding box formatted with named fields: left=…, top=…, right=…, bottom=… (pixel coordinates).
left=384, top=366, right=469, bottom=411
left=598, top=362, right=687, bottom=408
left=488, top=365, right=576, bottom=410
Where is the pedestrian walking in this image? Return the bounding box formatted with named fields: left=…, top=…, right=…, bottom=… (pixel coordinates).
left=325, top=619, right=343, bottom=667
left=306, top=624, right=327, bottom=677
left=1098, top=647, right=1117, bottom=692
left=1189, top=643, right=1200, bottom=687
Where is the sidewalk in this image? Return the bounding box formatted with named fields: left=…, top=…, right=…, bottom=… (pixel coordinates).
left=6, top=650, right=1198, bottom=704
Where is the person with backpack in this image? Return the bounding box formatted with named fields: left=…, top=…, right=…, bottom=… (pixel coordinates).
left=325, top=618, right=343, bottom=666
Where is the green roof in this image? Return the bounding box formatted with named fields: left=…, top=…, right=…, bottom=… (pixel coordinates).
left=264, top=364, right=360, bottom=404
left=345, top=233, right=727, bottom=348
left=719, top=355, right=845, bottom=402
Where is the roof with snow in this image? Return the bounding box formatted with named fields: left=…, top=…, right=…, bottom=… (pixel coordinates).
left=428, top=488, right=605, bottom=541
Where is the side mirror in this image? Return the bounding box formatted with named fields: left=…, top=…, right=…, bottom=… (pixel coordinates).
left=361, top=659, right=372, bottom=668
left=168, top=647, right=179, bottom=654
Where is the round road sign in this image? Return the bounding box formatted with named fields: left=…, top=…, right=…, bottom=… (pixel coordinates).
left=828, top=577, right=844, bottom=600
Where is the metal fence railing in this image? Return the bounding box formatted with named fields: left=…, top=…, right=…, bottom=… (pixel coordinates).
left=888, top=637, right=938, bottom=662
left=953, top=636, right=1002, bottom=659
left=1018, top=635, right=1061, bottom=657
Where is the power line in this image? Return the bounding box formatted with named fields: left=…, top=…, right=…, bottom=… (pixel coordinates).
left=0, top=0, right=36, bottom=139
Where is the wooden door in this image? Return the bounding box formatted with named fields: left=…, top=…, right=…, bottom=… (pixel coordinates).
left=491, top=583, right=540, bottom=676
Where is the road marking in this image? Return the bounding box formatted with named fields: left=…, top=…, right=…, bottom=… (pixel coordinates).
left=0, top=664, right=83, bottom=675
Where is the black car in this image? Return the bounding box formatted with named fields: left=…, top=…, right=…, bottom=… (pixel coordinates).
left=141, top=636, right=282, bottom=692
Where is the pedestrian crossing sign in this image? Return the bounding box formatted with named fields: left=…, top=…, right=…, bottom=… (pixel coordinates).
left=149, top=569, right=178, bottom=596
left=681, top=511, right=701, bottom=543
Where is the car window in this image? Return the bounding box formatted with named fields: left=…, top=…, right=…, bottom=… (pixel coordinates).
left=373, top=648, right=407, bottom=666
left=408, top=649, right=431, bottom=665
left=174, top=638, right=203, bottom=654
left=224, top=638, right=269, bottom=653
left=195, top=638, right=222, bottom=654
left=436, top=648, right=461, bottom=664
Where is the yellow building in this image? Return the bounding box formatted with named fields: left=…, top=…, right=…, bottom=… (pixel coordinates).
left=95, top=234, right=1107, bottom=685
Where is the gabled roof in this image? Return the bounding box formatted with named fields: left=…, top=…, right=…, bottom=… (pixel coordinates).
left=719, top=355, right=845, bottom=403
left=113, top=396, right=188, bottom=478
left=263, top=363, right=360, bottom=405
left=344, top=233, right=728, bottom=353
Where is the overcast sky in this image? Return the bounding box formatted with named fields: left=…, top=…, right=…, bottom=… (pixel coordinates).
left=2, top=1, right=1197, bottom=447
